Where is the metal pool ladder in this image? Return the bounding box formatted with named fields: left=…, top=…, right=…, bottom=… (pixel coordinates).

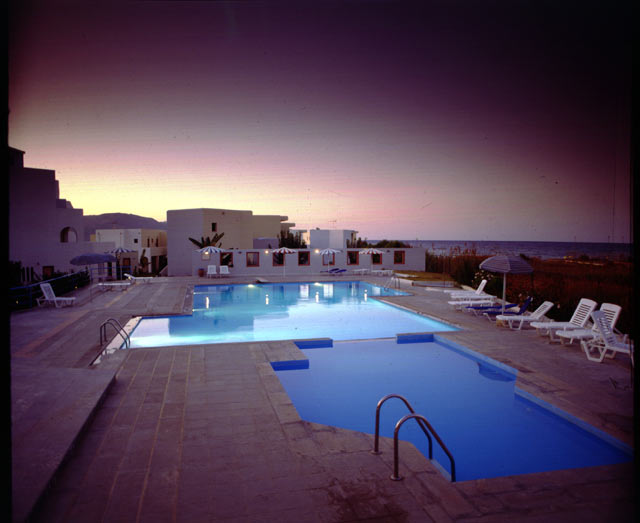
left=99, top=318, right=130, bottom=349
left=371, top=393, right=456, bottom=482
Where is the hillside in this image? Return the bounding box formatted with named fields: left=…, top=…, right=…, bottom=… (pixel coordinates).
left=84, top=213, right=167, bottom=241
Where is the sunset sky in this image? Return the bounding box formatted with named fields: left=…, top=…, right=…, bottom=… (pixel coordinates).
left=8, top=0, right=632, bottom=242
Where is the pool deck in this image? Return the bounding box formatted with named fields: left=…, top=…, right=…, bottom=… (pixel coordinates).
left=10, top=276, right=637, bottom=522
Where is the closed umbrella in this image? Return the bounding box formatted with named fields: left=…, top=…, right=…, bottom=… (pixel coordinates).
left=479, top=255, right=533, bottom=314
left=272, top=247, right=295, bottom=277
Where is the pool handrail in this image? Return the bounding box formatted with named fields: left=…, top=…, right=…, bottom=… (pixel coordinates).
left=391, top=413, right=456, bottom=482
left=371, top=393, right=456, bottom=482
left=371, top=393, right=434, bottom=458
left=100, top=318, right=130, bottom=349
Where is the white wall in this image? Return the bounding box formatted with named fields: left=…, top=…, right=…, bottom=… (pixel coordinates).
left=9, top=148, right=115, bottom=280
left=191, top=247, right=425, bottom=276
left=167, top=208, right=289, bottom=276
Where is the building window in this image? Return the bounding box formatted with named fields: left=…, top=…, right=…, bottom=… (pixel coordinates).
left=59, top=227, right=78, bottom=243
left=134, top=238, right=138, bottom=243
left=221, top=252, right=233, bottom=267
left=246, top=252, right=259, bottom=267
left=347, top=251, right=359, bottom=265
left=211, top=222, right=217, bottom=232
left=371, top=253, right=382, bottom=265
left=322, top=253, right=335, bottom=266
left=272, top=253, right=284, bottom=266
left=298, top=251, right=310, bottom=266
left=394, top=251, right=405, bottom=264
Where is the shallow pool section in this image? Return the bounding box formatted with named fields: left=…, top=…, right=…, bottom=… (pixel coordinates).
left=273, top=336, right=632, bottom=481
left=127, top=281, right=457, bottom=347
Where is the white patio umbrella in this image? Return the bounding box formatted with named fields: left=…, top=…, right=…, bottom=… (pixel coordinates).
left=319, top=248, right=341, bottom=268
left=479, top=255, right=533, bottom=314
left=272, top=247, right=296, bottom=277
left=197, top=246, right=225, bottom=274
left=359, top=248, right=384, bottom=269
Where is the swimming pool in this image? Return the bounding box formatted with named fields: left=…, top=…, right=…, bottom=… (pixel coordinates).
left=273, top=336, right=632, bottom=481
left=127, top=281, right=457, bottom=347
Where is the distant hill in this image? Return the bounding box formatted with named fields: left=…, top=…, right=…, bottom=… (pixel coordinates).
left=84, top=213, right=167, bottom=241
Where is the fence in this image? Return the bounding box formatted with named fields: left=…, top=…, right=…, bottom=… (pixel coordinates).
left=9, top=271, right=91, bottom=311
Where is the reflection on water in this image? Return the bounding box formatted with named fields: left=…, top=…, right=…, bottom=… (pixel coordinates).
left=130, top=281, right=455, bottom=347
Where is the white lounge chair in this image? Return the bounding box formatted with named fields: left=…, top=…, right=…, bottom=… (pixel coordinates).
left=555, top=303, right=621, bottom=345
left=36, top=282, right=76, bottom=308
left=445, top=279, right=488, bottom=299
left=124, top=273, right=153, bottom=284
left=495, top=300, right=554, bottom=330
left=219, top=265, right=230, bottom=277
left=581, top=310, right=634, bottom=366
left=206, top=265, right=217, bottom=278
left=531, top=298, right=597, bottom=342
left=448, top=296, right=496, bottom=310
left=97, top=281, right=131, bottom=291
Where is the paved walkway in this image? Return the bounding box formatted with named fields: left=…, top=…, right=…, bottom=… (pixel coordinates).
left=10, top=276, right=636, bottom=522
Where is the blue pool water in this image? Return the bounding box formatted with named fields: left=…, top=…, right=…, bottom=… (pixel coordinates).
left=127, top=281, right=457, bottom=347
left=274, top=337, right=632, bottom=481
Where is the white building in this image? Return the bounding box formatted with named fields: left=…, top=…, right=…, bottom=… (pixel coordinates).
left=9, top=147, right=115, bottom=283
left=94, top=229, right=167, bottom=274
left=291, top=229, right=358, bottom=250
left=167, top=208, right=293, bottom=276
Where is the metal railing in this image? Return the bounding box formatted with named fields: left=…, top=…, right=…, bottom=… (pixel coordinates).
left=372, top=393, right=456, bottom=482
left=9, top=271, right=90, bottom=310
left=100, top=318, right=130, bottom=349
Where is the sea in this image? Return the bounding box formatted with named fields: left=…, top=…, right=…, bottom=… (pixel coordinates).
left=397, top=240, right=633, bottom=261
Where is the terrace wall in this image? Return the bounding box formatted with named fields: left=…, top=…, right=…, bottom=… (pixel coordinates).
left=191, top=247, right=425, bottom=276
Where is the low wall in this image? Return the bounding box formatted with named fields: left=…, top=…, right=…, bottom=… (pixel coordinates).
left=191, top=247, right=426, bottom=277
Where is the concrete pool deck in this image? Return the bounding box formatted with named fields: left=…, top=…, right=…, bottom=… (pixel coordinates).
left=10, top=276, right=636, bottom=522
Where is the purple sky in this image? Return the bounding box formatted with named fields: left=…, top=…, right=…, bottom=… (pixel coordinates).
left=9, top=0, right=632, bottom=242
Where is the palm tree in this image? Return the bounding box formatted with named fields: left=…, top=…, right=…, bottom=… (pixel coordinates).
left=188, top=232, right=225, bottom=248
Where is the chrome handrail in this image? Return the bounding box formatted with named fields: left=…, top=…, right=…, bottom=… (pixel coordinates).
left=100, top=318, right=130, bottom=349
left=371, top=394, right=433, bottom=457
left=391, top=413, right=456, bottom=482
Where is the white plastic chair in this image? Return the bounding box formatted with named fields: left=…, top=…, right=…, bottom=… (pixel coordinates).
left=219, top=265, right=230, bottom=277
left=531, top=298, right=597, bottom=341
left=206, top=265, right=217, bottom=278
left=495, top=301, right=554, bottom=330
left=581, top=310, right=633, bottom=366
left=36, top=283, right=76, bottom=308
left=555, top=303, right=621, bottom=345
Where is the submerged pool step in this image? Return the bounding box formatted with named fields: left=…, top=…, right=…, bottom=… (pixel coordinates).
left=396, top=332, right=435, bottom=344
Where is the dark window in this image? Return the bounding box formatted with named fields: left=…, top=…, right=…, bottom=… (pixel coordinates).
left=221, top=252, right=233, bottom=267
left=394, top=251, right=405, bottom=264
left=322, top=253, right=335, bottom=266
left=212, top=222, right=217, bottom=232
left=273, top=253, right=284, bottom=266
left=246, top=252, right=259, bottom=267
left=298, top=251, right=310, bottom=265
left=347, top=251, right=359, bottom=265
left=371, top=253, right=382, bottom=265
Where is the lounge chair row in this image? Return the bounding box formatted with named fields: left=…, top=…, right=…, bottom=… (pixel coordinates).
left=445, top=283, right=633, bottom=366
